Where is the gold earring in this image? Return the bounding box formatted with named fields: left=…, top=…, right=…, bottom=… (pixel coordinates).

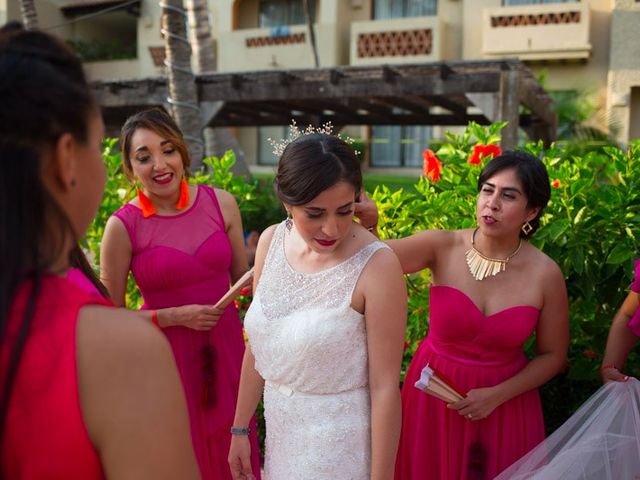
left=521, top=221, right=533, bottom=236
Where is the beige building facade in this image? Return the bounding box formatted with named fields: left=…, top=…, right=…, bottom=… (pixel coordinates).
left=3, top=0, right=638, bottom=168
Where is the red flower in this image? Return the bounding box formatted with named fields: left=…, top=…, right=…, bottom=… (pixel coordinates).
left=234, top=300, right=241, bottom=310
left=583, top=349, right=597, bottom=360
left=240, top=286, right=252, bottom=296
left=403, top=341, right=410, bottom=351
left=422, top=149, right=442, bottom=182
left=552, top=179, right=562, bottom=189
left=468, top=144, right=502, bottom=165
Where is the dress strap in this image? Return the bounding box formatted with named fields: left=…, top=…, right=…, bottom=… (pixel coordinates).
left=255, top=221, right=286, bottom=295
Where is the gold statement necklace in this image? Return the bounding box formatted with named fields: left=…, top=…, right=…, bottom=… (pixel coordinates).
left=465, top=228, right=523, bottom=281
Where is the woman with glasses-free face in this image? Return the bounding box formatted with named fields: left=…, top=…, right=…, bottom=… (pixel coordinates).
left=229, top=133, right=407, bottom=480
left=356, top=150, right=569, bottom=480
left=0, top=26, right=198, bottom=479
left=476, top=167, right=539, bottom=240
left=100, top=108, right=262, bottom=479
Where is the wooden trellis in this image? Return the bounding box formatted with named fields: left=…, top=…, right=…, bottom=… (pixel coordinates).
left=93, top=59, right=556, bottom=149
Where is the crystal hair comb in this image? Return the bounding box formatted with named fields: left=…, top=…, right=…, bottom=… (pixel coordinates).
left=267, top=120, right=360, bottom=158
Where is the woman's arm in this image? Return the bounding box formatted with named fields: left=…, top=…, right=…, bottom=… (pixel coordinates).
left=361, top=249, right=408, bottom=479
left=227, top=225, right=276, bottom=480
left=228, top=346, right=264, bottom=480
left=353, top=191, right=457, bottom=274
left=100, top=216, right=132, bottom=307
left=216, top=188, right=249, bottom=284
left=386, top=230, right=453, bottom=274
left=601, top=291, right=639, bottom=382
left=450, top=260, right=569, bottom=420
left=77, top=307, right=200, bottom=480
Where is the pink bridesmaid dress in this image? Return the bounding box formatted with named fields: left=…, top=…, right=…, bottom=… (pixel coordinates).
left=626, top=259, right=640, bottom=336
left=395, top=285, right=545, bottom=480
left=113, top=184, right=261, bottom=479
left=2, top=275, right=111, bottom=479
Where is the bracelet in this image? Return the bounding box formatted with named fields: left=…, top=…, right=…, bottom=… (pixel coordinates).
left=230, top=426, right=251, bottom=435
left=366, top=223, right=378, bottom=232
left=151, top=310, right=161, bottom=329
left=599, top=364, right=617, bottom=374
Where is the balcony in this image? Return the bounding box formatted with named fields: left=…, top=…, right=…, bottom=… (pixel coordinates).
left=482, top=2, right=591, bottom=61
left=84, top=59, right=141, bottom=82
left=350, top=16, right=443, bottom=66
left=217, top=24, right=340, bottom=72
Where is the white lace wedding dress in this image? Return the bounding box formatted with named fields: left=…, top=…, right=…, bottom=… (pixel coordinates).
left=244, top=222, right=387, bottom=479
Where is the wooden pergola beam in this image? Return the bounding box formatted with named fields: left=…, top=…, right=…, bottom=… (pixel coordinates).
left=91, top=60, right=555, bottom=145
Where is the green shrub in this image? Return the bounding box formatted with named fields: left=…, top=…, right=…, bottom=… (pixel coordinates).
left=66, top=39, right=136, bottom=62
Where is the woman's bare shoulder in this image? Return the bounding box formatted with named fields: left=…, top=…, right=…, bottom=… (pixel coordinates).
left=77, top=306, right=170, bottom=360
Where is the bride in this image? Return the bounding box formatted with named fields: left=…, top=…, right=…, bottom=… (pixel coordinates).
left=227, top=131, right=407, bottom=479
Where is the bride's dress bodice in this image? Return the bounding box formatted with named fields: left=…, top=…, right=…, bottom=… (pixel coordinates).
left=244, top=222, right=387, bottom=479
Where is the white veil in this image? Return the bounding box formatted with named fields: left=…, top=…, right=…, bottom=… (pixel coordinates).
left=495, top=378, right=640, bottom=479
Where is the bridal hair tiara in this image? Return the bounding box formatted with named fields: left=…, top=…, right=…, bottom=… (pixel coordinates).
left=267, top=120, right=360, bottom=158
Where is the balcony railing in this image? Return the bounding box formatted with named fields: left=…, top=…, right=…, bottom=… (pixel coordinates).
left=218, top=24, right=340, bottom=71
left=84, top=59, right=141, bottom=81
left=482, top=2, right=591, bottom=61
left=350, top=16, right=442, bottom=66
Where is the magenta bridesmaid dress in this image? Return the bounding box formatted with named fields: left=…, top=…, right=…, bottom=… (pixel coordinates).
left=113, top=184, right=260, bottom=479
left=626, top=259, right=640, bottom=336
left=395, top=285, right=545, bottom=480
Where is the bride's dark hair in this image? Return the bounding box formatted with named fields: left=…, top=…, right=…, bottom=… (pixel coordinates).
left=274, top=133, right=362, bottom=206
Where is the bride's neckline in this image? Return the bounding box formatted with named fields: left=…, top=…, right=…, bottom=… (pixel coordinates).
left=281, top=223, right=374, bottom=278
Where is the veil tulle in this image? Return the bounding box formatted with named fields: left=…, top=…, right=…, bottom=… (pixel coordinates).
left=495, top=378, right=640, bottom=479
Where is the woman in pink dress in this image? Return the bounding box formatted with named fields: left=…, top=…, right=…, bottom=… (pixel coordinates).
left=358, top=150, right=569, bottom=479
left=0, top=24, right=198, bottom=479
left=601, top=259, right=640, bottom=382
left=100, top=108, right=261, bottom=479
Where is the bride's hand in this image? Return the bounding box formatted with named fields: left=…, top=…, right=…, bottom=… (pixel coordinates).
left=354, top=191, right=379, bottom=231
left=228, top=435, right=254, bottom=480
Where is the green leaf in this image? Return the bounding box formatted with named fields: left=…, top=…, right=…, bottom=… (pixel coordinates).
left=606, top=244, right=634, bottom=264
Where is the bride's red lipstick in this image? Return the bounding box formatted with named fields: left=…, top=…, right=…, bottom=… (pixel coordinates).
left=315, top=239, right=337, bottom=247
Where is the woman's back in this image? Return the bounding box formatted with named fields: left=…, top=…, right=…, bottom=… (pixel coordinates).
left=1, top=275, right=109, bottom=478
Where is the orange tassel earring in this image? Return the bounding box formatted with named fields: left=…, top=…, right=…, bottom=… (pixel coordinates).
left=176, top=178, right=190, bottom=210
left=137, top=188, right=156, bottom=218
left=137, top=178, right=190, bottom=218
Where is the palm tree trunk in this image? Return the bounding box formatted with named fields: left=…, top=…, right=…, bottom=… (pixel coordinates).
left=185, top=0, right=250, bottom=177
left=161, top=0, right=204, bottom=170
left=19, top=0, right=38, bottom=30
left=303, top=0, right=319, bottom=67
left=185, top=0, right=216, bottom=72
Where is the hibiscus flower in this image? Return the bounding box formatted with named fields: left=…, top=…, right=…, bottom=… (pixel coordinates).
left=468, top=144, right=502, bottom=165
left=422, top=149, right=442, bottom=182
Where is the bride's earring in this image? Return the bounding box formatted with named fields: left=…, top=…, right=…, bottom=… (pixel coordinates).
left=285, top=211, right=293, bottom=232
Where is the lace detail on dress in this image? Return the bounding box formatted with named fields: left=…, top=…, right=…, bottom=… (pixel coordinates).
left=257, top=222, right=386, bottom=320
left=243, top=222, right=388, bottom=479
